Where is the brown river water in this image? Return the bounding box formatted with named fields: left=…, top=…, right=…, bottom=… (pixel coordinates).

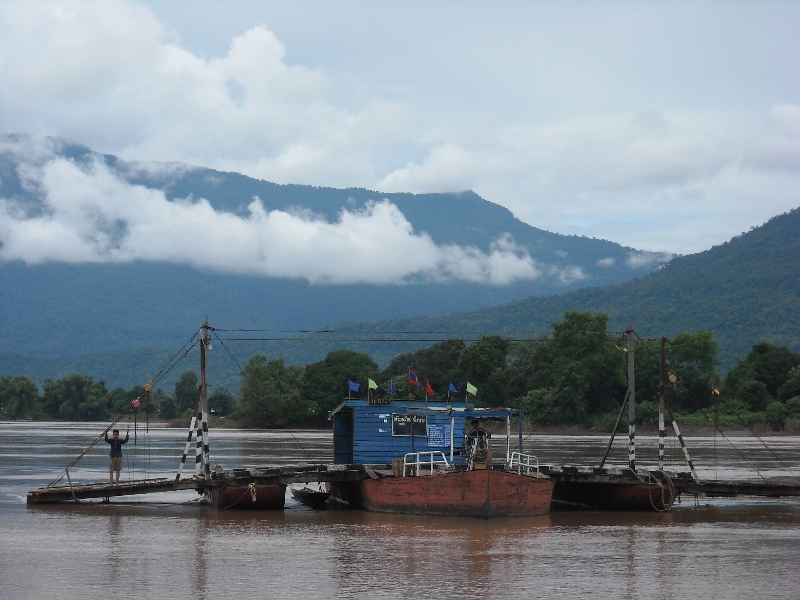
left=1, top=422, right=799, bottom=599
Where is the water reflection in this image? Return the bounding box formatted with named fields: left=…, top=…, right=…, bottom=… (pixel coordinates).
left=2, top=424, right=799, bottom=599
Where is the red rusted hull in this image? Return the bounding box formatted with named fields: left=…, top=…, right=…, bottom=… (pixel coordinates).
left=331, top=469, right=554, bottom=517
left=208, top=484, right=286, bottom=510
left=553, top=481, right=676, bottom=511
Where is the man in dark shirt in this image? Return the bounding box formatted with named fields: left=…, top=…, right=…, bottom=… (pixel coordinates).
left=104, top=428, right=129, bottom=484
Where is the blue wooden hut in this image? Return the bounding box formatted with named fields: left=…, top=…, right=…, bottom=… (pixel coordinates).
left=330, top=399, right=524, bottom=465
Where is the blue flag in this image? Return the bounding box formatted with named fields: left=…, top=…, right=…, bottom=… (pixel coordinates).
left=387, top=380, right=395, bottom=394
left=448, top=382, right=458, bottom=393
left=348, top=379, right=360, bottom=392
left=409, top=370, right=419, bottom=387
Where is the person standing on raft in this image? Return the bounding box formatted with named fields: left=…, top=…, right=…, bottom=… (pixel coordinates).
left=104, top=428, right=129, bottom=485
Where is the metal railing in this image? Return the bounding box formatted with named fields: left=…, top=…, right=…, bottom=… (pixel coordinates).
left=403, top=451, right=451, bottom=476
left=509, top=452, right=539, bottom=475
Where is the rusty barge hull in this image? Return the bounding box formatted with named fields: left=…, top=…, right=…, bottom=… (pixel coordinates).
left=207, top=484, right=287, bottom=509
left=540, top=466, right=678, bottom=511
left=331, top=469, right=554, bottom=518
left=552, top=481, right=676, bottom=511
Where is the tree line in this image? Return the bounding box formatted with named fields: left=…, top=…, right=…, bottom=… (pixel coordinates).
left=2, top=312, right=799, bottom=430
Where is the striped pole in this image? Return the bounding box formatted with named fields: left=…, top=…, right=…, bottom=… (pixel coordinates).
left=659, top=337, right=667, bottom=470
left=202, top=409, right=210, bottom=479
left=195, top=407, right=204, bottom=476
left=672, top=419, right=699, bottom=483
left=626, top=325, right=636, bottom=471
left=198, top=319, right=211, bottom=480
left=175, top=416, right=197, bottom=481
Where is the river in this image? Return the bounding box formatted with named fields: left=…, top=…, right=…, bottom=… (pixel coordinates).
left=1, top=422, right=799, bottom=599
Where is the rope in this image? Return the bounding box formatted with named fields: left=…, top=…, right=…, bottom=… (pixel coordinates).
left=631, top=468, right=676, bottom=511
left=716, top=393, right=800, bottom=480
left=149, top=328, right=201, bottom=386
left=218, top=483, right=257, bottom=510
left=211, top=329, right=244, bottom=373
left=673, top=383, right=768, bottom=482
left=48, top=401, right=137, bottom=488
left=152, top=340, right=200, bottom=388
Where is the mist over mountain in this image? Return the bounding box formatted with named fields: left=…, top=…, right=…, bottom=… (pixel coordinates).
left=0, top=135, right=668, bottom=361
left=339, top=207, right=800, bottom=370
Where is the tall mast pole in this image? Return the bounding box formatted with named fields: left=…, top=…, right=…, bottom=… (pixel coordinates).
left=627, top=324, right=636, bottom=472
left=197, top=319, right=211, bottom=480
left=659, top=337, right=666, bottom=471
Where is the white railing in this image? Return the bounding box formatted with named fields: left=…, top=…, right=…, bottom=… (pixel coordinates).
left=403, top=451, right=451, bottom=476
left=509, top=452, right=539, bottom=475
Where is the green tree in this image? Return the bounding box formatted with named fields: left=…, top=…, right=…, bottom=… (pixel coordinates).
left=381, top=339, right=466, bottom=400
left=0, top=375, right=40, bottom=419
left=667, top=331, right=720, bottom=410
left=303, top=350, right=380, bottom=417
left=547, top=312, right=626, bottom=423
left=777, top=367, right=800, bottom=402
left=174, top=371, right=199, bottom=413
left=765, top=401, right=787, bottom=430
left=109, top=385, right=145, bottom=415
left=737, top=380, right=773, bottom=412
left=209, top=387, right=235, bottom=417
left=233, top=355, right=312, bottom=427
left=154, top=388, right=178, bottom=420
left=724, top=342, right=800, bottom=403
left=505, top=339, right=553, bottom=406
left=457, top=335, right=510, bottom=405
left=41, top=373, right=112, bottom=420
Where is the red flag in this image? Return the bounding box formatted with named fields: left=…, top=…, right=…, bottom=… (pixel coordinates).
left=425, top=381, right=434, bottom=396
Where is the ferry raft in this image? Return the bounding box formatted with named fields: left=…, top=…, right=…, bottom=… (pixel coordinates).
left=327, top=399, right=554, bottom=517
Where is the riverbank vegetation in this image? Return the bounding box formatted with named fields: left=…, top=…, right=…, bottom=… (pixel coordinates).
left=2, top=312, right=799, bottom=432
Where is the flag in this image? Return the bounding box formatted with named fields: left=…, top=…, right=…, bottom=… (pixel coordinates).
left=409, top=370, right=418, bottom=386
left=425, top=381, right=434, bottom=396
left=368, top=378, right=378, bottom=390
left=448, top=382, right=458, bottom=393
left=348, top=379, right=360, bottom=392
left=466, top=382, right=477, bottom=395
left=387, top=380, right=395, bottom=395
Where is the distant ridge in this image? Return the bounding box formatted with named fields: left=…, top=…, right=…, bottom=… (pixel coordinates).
left=340, top=207, right=800, bottom=368
left=3, top=208, right=797, bottom=389
left=1, top=135, right=667, bottom=358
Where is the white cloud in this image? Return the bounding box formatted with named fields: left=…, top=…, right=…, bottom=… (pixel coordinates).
left=625, top=251, right=673, bottom=269
left=596, top=257, right=615, bottom=267
left=0, top=152, right=542, bottom=285
left=0, top=1, right=798, bottom=256
left=556, top=265, right=587, bottom=285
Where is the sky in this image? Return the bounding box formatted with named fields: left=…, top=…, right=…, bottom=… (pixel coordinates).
left=0, top=0, right=798, bottom=270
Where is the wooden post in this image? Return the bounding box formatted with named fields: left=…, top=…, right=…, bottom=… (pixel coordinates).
left=450, top=416, right=455, bottom=463
left=197, top=319, right=211, bottom=480
left=659, top=337, right=667, bottom=471
left=506, top=416, right=511, bottom=466
left=599, top=390, right=629, bottom=468
left=626, top=325, right=636, bottom=471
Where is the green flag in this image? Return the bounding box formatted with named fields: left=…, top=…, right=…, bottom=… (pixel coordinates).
left=466, top=382, right=477, bottom=395
left=368, top=378, right=378, bottom=390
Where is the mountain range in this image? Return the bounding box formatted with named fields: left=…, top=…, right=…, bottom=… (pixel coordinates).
left=1, top=136, right=796, bottom=391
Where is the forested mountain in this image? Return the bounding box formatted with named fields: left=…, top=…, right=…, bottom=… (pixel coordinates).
left=2, top=136, right=797, bottom=393
left=340, top=207, right=800, bottom=369
left=0, top=135, right=664, bottom=358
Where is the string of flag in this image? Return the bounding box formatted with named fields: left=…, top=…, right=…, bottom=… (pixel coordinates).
left=345, top=374, right=478, bottom=401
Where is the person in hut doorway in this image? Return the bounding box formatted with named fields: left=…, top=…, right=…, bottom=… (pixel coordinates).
left=104, top=428, right=129, bottom=484
left=466, top=419, right=492, bottom=462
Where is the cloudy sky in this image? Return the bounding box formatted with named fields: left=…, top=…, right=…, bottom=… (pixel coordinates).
left=1, top=0, right=798, bottom=265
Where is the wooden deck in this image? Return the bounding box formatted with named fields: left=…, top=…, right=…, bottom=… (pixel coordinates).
left=26, top=464, right=375, bottom=504
left=540, top=465, right=800, bottom=498
left=26, top=478, right=199, bottom=504
left=27, top=463, right=800, bottom=506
